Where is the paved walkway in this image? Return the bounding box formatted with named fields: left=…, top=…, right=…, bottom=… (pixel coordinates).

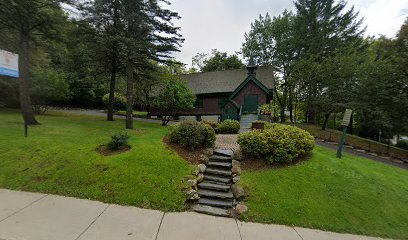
left=215, top=134, right=240, bottom=152
left=51, top=109, right=177, bottom=125
left=0, top=189, right=390, bottom=240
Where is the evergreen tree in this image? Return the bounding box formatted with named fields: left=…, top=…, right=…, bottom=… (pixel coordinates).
left=0, top=0, right=68, bottom=125
left=83, top=0, right=125, bottom=121
left=293, top=0, right=364, bottom=123
left=121, top=0, right=183, bottom=129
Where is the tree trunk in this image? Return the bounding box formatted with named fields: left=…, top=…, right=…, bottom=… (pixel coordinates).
left=125, top=59, right=134, bottom=129
left=274, top=87, right=286, bottom=123
left=307, top=83, right=317, bottom=124
left=18, top=25, right=39, bottom=125
left=322, top=112, right=331, bottom=130
left=162, top=116, right=170, bottom=126
left=107, top=56, right=117, bottom=121
left=294, top=90, right=298, bottom=123
left=288, top=83, right=293, bottom=123
left=107, top=3, right=120, bottom=121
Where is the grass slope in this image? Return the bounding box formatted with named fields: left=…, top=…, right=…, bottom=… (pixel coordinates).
left=0, top=109, right=191, bottom=211
left=240, top=146, right=408, bottom=239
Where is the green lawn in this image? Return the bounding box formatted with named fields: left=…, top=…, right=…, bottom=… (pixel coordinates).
left=0, top=109, right=191, bottom=211
left=240, top=146, right=408, bottom=239
left=1, top=109, right=407, bottom=238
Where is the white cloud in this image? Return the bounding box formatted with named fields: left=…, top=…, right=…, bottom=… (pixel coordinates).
left=168, top=0, right=408, bottom=66
left=349, top=0, right=408, bottom=37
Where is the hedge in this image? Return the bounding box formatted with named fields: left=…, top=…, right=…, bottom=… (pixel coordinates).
left=238, top=124, right=315, bottom=163
left=168, top=120, right=216, bottom=150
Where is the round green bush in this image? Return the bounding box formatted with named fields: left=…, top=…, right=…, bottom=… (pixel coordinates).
left=238, top=124, right=315, bottom=163
left=252, top=120, right=276, bottom=130
left=395, top=140, right=408, bottom=150
left=217, top=119, right=240, bottom=134
left=201, top=120, right=218, bottom=129
left=168, top=120, right=216, bottom=150
left=102, top=93, right=126, bottom=110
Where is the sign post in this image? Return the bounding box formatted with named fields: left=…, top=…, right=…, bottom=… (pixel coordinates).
left=0, top=49, right=24, bottom=136
left=0, top=49, right=19, bottom=78
left=337, top=109, right=353, bottom=158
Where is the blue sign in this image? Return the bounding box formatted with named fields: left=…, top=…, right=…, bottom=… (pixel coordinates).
left=0, top=49, right=19, bottom=78
left=0, top=67, right=19, bottom=77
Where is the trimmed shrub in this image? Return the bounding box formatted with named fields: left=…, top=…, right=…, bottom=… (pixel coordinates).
left=168, top=120, right=216, bottom=149
left=107, top=132, right=130, bottom=150
left=116, top=110, right=148, bottom=118
left=202, top=123, right=217, bottom=148
left=201, top=120, right=218, bottom=129
left=102, top=93, right=126, bottom=110
left=251, top=120, right=276, bottom=130
left=395, top=140, right=408, bottom=150
left=238, top=124, right=315, bottom=163
left=217, top=119, right=240, bottom=134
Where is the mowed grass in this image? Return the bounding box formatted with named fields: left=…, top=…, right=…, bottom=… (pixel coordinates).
left=0, top=109, right=191, bottom=211
left=240, top=146, right=408, bottom=239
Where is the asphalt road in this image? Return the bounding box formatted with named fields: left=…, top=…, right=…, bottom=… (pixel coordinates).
left=315, top=139, right=407, bottom=169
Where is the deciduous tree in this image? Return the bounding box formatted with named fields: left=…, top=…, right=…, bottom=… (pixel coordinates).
left=154, top=78, right=195, bottom=126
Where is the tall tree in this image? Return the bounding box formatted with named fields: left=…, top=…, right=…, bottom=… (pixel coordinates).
left=192, top=49, right=245, bottom=72
left=121, top=0, right=183, bottom=129
left=0, top=0, right=67, bottom=125
left=353, top=22, right=408, bottom=140
left=83, top=0, right=125, bottom=121
left=293, top=0, right=364, bottom=123
left=242, top=11, right=297, bottom=122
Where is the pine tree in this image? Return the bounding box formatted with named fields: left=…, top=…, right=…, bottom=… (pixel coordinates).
left=0, top=0, right=67, bottom=125
left=83, top=0, right=126, bottom=121
left=294, top=0, right=364, bottom=123
left=121, top=0, right=183, bottom=129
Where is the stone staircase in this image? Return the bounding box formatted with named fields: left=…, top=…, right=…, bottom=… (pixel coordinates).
left=192, top=149, right=235, bottom=217
left=239, top=113, right=258, bottom=133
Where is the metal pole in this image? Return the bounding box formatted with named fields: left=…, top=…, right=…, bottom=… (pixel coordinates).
left=24, top=120, right=28, bottom=137
left=336, top=126, right=348, bottom=158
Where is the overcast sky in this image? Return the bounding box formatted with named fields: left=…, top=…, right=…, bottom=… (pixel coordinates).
left=167, top=0, right=408, bottom=66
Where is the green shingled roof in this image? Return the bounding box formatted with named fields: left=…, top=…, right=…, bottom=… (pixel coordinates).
left=181, top=66, right=275, bottom=95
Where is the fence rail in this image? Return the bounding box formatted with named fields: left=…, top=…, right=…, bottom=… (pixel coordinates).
left=296, top=124, right=408, bottom=160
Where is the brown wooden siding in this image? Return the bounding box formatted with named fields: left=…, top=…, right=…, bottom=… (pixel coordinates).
left=232, top=81, right=268, bottom=106
left=150, top=95, right=225, bottom=116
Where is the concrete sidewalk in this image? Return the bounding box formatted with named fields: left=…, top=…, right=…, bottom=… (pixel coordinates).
left=0, top=189, right=390, bottom=240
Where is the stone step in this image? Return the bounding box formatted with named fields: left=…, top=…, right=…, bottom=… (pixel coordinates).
left=205, top=167, right=232, bottom=176
left=207, top=161, right=232, bottom=168
left=198, top=197, right=233, bottom=208
left=204, top=174, right=231, bottom=184
left=198, top=189, right=234, bottom=199
left=209, top=155, right=231, bottom=161
left=192, top=204, right=231, bottom=217
left=198, top=181, right=231, bottom=192
left=213, top=149, right=233, bottom=157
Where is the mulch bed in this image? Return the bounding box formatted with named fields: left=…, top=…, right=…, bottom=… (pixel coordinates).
left=163, top=137, right=204, bottom=165
left=97, top=145, right=131, bottom=156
